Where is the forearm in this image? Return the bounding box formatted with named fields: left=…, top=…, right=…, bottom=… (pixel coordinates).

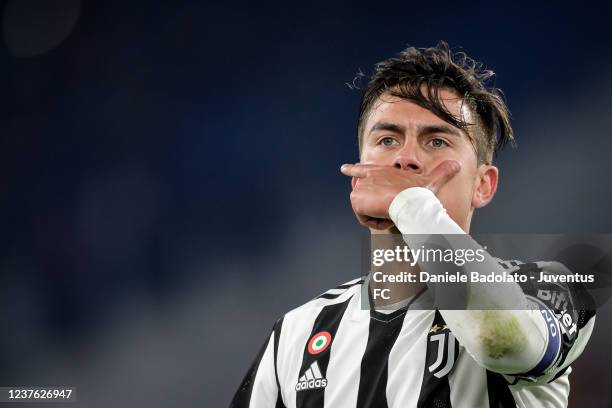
left=388, top=187, right=550, bottom=374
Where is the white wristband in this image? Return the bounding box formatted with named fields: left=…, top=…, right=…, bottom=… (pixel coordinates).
left=388, top=187, right=465, bottom=234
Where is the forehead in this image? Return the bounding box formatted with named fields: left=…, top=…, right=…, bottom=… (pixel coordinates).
left=364, top=89, right=474, bottom=135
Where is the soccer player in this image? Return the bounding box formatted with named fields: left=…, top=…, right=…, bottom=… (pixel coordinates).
left=230, top=42, right=595, bottom=407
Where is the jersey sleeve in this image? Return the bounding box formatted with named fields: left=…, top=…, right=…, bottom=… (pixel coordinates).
left=230, top=318, right=285, bottom=407
left=502, top=260, right=596, bottom=384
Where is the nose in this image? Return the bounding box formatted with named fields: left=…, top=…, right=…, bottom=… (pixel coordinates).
left=392, top=145, right=422, bottom=173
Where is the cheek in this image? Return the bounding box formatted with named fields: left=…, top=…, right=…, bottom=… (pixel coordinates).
left=436, top=170, right=475, bottom=217
left=359, top=147, right=372, bottom=163
left=360, top=147, right=388, bottom=165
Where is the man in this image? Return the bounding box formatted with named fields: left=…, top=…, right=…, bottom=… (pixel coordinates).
left=231, top=42, right=595, bottom=407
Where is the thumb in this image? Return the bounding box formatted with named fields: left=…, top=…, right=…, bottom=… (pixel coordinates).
left=427, top=160, right=461, bottom=193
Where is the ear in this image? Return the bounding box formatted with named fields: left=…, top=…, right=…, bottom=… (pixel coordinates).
left=472, top=164, right=498, bottom=209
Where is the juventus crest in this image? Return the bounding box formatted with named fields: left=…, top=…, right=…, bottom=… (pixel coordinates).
left=426, top=320, right=459, bottom=378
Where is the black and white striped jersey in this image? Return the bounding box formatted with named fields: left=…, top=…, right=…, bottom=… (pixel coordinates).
left=231, top=260, right=595, bottom=408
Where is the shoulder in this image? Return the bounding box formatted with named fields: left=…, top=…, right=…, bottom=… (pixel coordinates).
left=281, top=276, right=365, bottom=321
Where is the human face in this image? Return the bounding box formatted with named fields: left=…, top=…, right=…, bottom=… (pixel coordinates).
left=359, top=90, right=497, bottom=232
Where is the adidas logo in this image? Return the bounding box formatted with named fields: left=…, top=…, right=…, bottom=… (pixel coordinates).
left=295, top=361, right=328, bottom=391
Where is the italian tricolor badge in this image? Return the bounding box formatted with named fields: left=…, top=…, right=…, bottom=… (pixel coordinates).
left=307, top=331, right=332, bottom=355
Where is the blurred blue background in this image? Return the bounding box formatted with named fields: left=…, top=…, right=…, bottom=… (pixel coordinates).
left=1, top=0, right=611, bottom=406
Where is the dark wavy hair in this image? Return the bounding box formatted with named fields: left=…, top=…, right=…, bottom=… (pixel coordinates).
left=353, top=41, right=514, bottom=164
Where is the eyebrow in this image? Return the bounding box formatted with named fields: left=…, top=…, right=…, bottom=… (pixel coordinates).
left=368, top=121, right=463, bottom=138
left=368, top=121, right=406, bottom=135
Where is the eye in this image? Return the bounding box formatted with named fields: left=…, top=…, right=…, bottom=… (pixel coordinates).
left=428, top=138, right=449, bottom=148
left=378, top=136, right=399, bottom=147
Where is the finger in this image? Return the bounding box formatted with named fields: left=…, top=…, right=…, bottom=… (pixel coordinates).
left=364, top=217, right=395, bottom=230
left=426, top=160, right=461, bottom=193
left=340, top=163, right=368, bottom=178
left=340, top=163, right=386, bottom=178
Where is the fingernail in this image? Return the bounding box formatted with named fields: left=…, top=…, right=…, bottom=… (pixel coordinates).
left=340, top=164, right=349, bottom=171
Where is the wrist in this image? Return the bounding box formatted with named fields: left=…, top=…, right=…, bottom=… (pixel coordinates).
left=388, top=187, right=464, bottom=235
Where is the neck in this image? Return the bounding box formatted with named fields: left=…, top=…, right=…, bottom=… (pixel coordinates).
left=368, top=233, right=426, bottom=308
